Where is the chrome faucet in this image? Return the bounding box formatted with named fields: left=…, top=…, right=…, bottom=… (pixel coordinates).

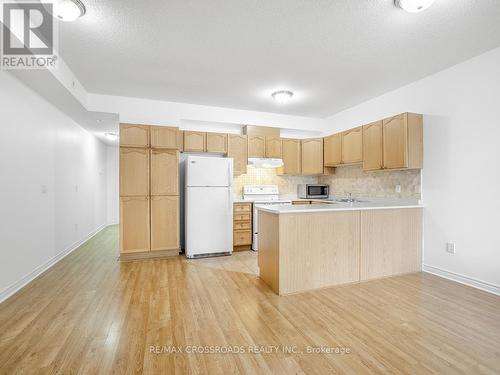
left=347, top=192, right=353, bottom=203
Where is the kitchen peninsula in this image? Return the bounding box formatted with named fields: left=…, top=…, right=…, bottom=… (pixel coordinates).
left=258, top=202, right=423, bottom=295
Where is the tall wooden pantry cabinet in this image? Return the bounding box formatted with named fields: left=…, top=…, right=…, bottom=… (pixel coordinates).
left=119, top=124, right=180, bottom=260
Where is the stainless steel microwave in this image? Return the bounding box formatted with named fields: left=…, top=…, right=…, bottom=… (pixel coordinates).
left=297, top=184, right=329, bottom=199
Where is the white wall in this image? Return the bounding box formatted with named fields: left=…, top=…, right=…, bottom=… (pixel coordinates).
left=0, top=71, right=108, bottom=302
left=106, top=145, right=119, bottom=225
left=87, top=93, right=325, bottom=132
left=322, top=47, right=500, bottom=291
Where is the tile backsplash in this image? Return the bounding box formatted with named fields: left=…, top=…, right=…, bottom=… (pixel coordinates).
left=318, top=165, right=421, bottom=199
left=233, top=167, right=316, bottom=198
left=233, top=165, right=421, bottom=200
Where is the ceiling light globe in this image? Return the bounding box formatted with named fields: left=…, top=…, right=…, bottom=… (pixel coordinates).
left=395, top=0, right=436, bottom=13
left=271, top=90, right=294, bottom=103
left=54, top=0, right=86, bottom=22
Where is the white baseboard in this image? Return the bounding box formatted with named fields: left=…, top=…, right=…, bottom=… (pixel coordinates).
left=423, top=264, right=500, bottom=296
left=0, top=223, right=107, bottom=304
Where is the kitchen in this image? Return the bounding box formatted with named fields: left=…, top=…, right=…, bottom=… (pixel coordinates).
left=120, top=113, right=423, bottom=295
left=1, top=1, right=500, bottom=374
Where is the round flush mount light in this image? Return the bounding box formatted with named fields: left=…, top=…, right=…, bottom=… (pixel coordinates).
left=104, top=132, right=118, bottom=141
left=271, top=90, right=294, bottom=104
left=395, top=0, right=436, bottom=13
left=54, top=0, right=86, bottom=22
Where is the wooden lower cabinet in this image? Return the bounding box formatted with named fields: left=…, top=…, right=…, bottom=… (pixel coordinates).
left=150, top=196, right=179, bottom=253
left=360, top=208, right=423, bottom=280
left=120, top=196, right=150, bottom=253
left=233, top=203, right=252, bottom=250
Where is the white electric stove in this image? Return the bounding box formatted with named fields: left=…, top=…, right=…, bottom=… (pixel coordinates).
left=242, top=185, right=292, bottom=251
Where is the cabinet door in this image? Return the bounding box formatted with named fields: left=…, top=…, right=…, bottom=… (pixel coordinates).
left=184, top=131, right=206, bottom=152
left=120, top=148, right=149, bottom=196
left=362, top=121, right=383, bottom=171
left=301, top=138, right=323, bottom=175
left=342, top=127, right=363, bottom=164
left=360, top=208, right=422, bottom=280
left=120, top=124, right=149, bottom=148
left=120, top=196, right=150, bottom=253
left=150, top=126, right=180, bottom=149
left=324, top=133, right=342, bottom=166
left=265, top=137, right=282, bottom=158
left=206, top=132, right=228, bottom=153
left=151, top=196, right=179, bottom=251
left=282, top=138, right=301, bottom=175
left=150, top=150, right=179, bottom=195
left=228, top=134, right=248, bottom=176
left=248, top=136, right=265, bottom=158
left=383, top=114, right=408, bottom=169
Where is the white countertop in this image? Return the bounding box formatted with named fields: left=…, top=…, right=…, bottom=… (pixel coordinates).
left=256, top=200, right=423, bottom=214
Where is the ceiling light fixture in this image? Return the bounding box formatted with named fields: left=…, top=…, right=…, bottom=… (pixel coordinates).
left=54, top=0, right=86, bottom=22
left=271, top=90, right=294, bottom=104
left=395, top=0, right=436, bottom=13
left=104, top=132, right=118, bottom=141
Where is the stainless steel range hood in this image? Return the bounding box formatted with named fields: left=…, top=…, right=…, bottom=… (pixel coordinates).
left=247, top=158, right=284, bottom=168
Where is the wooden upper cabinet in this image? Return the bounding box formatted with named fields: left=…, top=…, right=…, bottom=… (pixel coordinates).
left=363, top=121, right=383, bottom=171
left=248, top=136, right=265, bottom=158
left=150, top=126, right=180, bottom=149
left=341, top=127, right=363, bottom=164
left=301, top=138, right=323, bottom=175
left=120, top=147, right=149, bottom=196
left=120, top=124, right=149, bottom=148
left=120, top=196, right=150, bottom=253
left=324, top=133, right=342, bottom=166
left=206, top=132, right=228, bottom=153
left=150, top=150, right=179, bottom=196
left=383, top=113, right=423, bottom=170
left=183, top=131, right=206, bottom=152
left=282, top=138, right=301, bottom=175
left=151, top=196, right=179, bottom=252
left=265, top=137, right=282, bottom=158
left=227, top=134, right=248, bottom=176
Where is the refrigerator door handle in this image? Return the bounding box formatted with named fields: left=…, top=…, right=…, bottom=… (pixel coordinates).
left=227, top=162, right=232, bottom=187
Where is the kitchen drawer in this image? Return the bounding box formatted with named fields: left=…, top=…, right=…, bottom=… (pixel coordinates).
left=233, top=230, right=252, bottom=246
left=234, top=213, right=251, bottom=221
left=234, top=221, right=251, bottom=231
left=234, top=203, right=251, bottom=213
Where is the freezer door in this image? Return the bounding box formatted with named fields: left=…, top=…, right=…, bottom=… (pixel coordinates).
left=186, top=156, right=233, bottom=187
left=185, top=186, right=233, bottom=257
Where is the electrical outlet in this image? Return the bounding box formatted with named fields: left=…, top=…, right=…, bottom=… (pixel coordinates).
left=74, top=223, right=78, bottom=232
left=446, top=242, right=456, bottom=254
left=395, top=184, right=402, bottom=193
left=41, top=185, right=47, bottom=194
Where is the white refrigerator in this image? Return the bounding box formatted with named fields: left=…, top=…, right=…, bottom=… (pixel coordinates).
left=185, top=155, right=233, bottom=258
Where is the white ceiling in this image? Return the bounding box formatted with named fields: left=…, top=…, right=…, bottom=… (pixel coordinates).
left=59, top=0, right=500, bottom=118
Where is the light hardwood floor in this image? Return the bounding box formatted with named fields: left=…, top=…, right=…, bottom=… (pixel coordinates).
left=1, top=225, right=499, bottom=374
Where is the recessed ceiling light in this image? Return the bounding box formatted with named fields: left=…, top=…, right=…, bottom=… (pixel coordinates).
left=54, top=0, right=86, bottom=22
left=104, top=132, right=118, bottom=141
left=395, top=0, right=436, bottom=13
left=271, top=90, right=294, bottom=103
